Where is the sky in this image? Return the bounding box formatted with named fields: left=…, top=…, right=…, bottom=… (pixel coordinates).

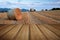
left=0, top=0, right=60, bottom=11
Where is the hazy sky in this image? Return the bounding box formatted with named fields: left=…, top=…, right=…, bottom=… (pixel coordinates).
left=0, top=0, right=60, bottom=10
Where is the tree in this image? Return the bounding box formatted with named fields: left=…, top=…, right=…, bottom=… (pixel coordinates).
left=34, top=9, right=36, bottom=11
left=45, top=9, right=48, bottom=11
left=51, top=8, right=60, bottom=10
left=30, top=8, right=36, bottom=12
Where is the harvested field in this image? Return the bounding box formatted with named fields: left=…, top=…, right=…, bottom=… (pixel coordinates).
left=0, top=10, right=60, bottom=24
left=0, top=10, right=60, bottom=40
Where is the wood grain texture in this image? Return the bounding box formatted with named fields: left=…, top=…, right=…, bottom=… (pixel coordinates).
left=0, top=10, right=60, bottom=40
left=0, top=24, right=60, bottom=40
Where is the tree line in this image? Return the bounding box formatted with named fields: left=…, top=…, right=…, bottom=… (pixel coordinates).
left=0, top=8, right=11, bottom=13
left=0, top=8, right=60, bottom=12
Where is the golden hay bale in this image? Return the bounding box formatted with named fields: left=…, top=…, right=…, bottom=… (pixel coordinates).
left=7, top=8, right=22, bottom=20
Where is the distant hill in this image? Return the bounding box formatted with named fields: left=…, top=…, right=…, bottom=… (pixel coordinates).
left=21, top=9, right=29, bottom=12
left=0, top=8, right=11, bottom=12
left=0, top=8, right=29, bottom=12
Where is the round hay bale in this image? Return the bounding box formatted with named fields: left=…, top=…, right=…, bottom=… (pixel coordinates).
left=7, top=8, right=22, bottom=20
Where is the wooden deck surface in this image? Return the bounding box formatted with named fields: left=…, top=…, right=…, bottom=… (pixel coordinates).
left=0, top=24, right=60, bottom=40
left=0, top=10, right=60, bottom=40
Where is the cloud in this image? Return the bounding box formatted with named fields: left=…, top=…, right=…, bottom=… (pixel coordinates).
left=43, top=2, right=60, bottom=5
left=0, top=0, right=60, bottom=10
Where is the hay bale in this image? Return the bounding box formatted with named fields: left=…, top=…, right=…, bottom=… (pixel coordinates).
left=7, top=8, right=22, bottom=20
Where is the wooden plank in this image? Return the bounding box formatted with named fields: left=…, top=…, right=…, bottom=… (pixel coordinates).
left=1, top=24, right=23, bottom=40
left=15, top=24, right=29, bottom=40
left=43, top=24, right=60, bottom=37
left=37, top=24, right=60, bottom=40
left=0, top=25, right=9, bottom=30
left=0, top=25, right=15, bottom=37
left=30, top=24, right=47, bottom=40
left=50, top=24, right=60, bottom=30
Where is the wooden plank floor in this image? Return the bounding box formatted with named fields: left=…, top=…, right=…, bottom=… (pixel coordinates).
left=0, top=24, right=60, bottom=40
left=0, top=10, right=60, bottom=40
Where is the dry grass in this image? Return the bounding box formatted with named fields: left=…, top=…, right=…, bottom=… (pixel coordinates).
left=0, top=10, right=60, bottom=24
left=0, top=12, right=8, bottom=19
